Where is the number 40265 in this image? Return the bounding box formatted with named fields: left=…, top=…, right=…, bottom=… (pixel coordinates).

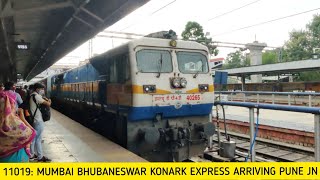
left=3, top=168, right=32, bottom=176
left=186, top=95, right=200, bottom=101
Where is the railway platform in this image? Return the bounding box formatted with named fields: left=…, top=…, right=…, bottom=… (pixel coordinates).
left=40, top=109, right=146, bottom=162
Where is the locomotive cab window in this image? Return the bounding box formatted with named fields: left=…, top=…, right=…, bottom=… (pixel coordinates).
left=108, top=54, right=130, bottom=83
left=136, top=49, right=172, bottom=73
left=118, top=55, right=130, bottom=82
left=109, top=59, right=117, bottom=83
left=177, top=52, right=208, bottom=73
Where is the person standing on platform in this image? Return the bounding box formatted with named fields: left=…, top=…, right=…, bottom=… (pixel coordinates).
left=4, top=82, right=23, bottom=111
left=29, top=83, right=52, bottom=162
left=0, top=90, right=36, bottom=162
left=28, top=85, right=34, bottom=94
left=19, top=85, right=28, bottom=102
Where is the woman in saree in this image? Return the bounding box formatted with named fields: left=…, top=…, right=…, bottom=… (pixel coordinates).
left=0, top=90, right=36, bottom=162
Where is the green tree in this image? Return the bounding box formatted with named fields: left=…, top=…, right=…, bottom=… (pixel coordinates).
left=283, top=14, right=320, bottom=62
left=283, top=30, right=311, bottom=61
left=181, top=21, right=219, bottom=56
left=307, top=14, right=320, bottom=48
left=243, top=54, right=250, bottom=66
left=282, top=14, right=320, bottom=81
left=262, top=50, right=277, bottom=64
left=223, top=50, right=247, bottom=69
left=296, top=72, right=320, bottom=81
left=181, top=21, right=205, bottom=40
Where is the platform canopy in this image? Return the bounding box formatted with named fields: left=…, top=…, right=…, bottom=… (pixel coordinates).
left=222, top=59, right=320, bottom=76
left=0, top=0, right=149, bottom=81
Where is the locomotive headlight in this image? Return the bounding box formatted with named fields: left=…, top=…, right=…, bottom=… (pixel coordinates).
left=172, top=78, right=181, bottom=88
left=169, top=40, right=177, bottom=47
left=143, top=85, right=156, bottom=93
left=180, top=78, right=187, bottom=88
left=198, top=84, right=209, bottom=92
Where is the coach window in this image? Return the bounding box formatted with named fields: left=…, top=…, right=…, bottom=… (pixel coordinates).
left=136, top=49, right=172, bottom=73
left=177, top=52, right=208, bottom=73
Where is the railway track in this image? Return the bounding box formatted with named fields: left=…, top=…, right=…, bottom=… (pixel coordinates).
left=211, top=131, right=315, bottom=162
left=55, top=106, right=316, bottom=162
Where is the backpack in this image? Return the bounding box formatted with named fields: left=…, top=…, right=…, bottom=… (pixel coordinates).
left=19, top=92, right=33, bottom=125
left=31, top=94, right=51, bottom=122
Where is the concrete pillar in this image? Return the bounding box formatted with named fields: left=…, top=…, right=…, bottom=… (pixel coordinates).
left=246, top=41, right=267, bottom=83
left=241, top=75, right=245, bottom=91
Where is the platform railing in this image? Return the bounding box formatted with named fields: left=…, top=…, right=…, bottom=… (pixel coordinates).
left=216, top=91, right=320, bottom=107
left=214, top=101, right=320, bottom=162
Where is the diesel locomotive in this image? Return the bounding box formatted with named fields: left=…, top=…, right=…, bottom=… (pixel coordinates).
left=42, top=32, right=215, bottom=161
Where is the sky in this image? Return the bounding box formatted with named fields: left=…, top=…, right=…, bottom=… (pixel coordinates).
left=55, top=0, right=320, bottom=65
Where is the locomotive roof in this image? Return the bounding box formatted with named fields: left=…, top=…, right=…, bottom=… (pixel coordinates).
left=52, top=37, right=209, bottom=78
left=93, top=37, right=209, bottom=59
left=128, top=37, right=209, bottom=52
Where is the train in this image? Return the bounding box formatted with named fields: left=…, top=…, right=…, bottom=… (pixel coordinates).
left=37, top=32, right=215, bottom=161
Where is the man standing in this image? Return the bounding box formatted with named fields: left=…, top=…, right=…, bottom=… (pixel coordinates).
left=30, top=83, right=52, bottom=162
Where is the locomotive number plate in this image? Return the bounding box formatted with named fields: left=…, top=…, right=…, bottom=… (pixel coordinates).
left=152, top=94, right=202, bottom=105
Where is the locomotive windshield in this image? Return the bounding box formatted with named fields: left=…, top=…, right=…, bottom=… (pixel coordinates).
left=177, top=52, right=208, bottom=73
left=136, top=49, right=172, bottom=73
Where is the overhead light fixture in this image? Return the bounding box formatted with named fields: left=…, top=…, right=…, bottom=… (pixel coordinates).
left=15, top=39, right=30, bottom=50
